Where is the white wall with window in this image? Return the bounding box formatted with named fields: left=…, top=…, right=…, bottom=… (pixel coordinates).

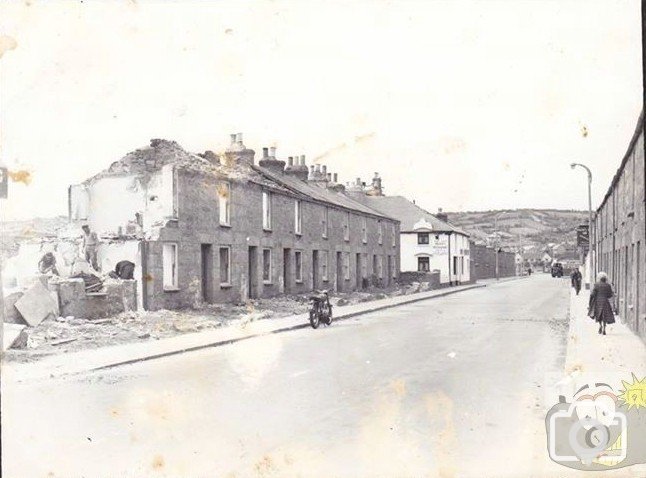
left=400, top=218, right=470, bottom=284
left=262, top=191, right=272, bottom=230
left=262, top=248, right=272, bottom=283
left=162, top=242, right=179, bottom=290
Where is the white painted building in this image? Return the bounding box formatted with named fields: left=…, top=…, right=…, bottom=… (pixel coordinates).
left=350, top=191, right=471, bottom=285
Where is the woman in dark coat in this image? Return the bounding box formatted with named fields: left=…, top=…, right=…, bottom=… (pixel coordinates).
left=588, top=272, right=615, bottom=335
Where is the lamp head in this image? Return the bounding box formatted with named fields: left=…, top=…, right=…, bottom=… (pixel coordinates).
left=570, top=163, right=577, bottom=169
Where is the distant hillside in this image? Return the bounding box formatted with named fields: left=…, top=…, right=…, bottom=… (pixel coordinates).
left=445, top=209, right=588, bottom=260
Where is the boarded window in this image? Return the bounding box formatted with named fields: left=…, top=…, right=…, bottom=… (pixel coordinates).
left=378, top=221, right=383, bottom=244
left=321, top=251, right=329, bottom=281
left=294, top=200, right=302, bottom=235
left=378, top=256, right=383, bottom=278
left=161, top=164, right=178, bottom=219
left=295, top=250, right=303, bottom=282
left=263, top=248, right=272, bottom=283
left=362, top=218, right=367, bottom=243
left=322, top=207, right=329, bottom=238
left=163, top=243, right=179, bottom=290
left=219, top=247, right=231, bottom=285
left=262, top=191, right=272, bottom=230
left=218, top=182, right=230, bottom=225
left=343, top=253, right=350, bottom=280
left=344, top=212, right=350, bottom=241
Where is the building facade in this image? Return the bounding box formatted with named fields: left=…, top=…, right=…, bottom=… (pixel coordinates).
left=349, top=183, right=471, bottom=285
left=593, top=111, right=646, bottom=343
left=69, top=135, right=400, bottom=310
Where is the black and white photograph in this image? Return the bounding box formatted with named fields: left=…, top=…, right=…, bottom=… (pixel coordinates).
left=1, top=1, right=645, bottom=476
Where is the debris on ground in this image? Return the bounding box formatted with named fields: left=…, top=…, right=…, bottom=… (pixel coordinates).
left=4, top=278, right=440, bottom=362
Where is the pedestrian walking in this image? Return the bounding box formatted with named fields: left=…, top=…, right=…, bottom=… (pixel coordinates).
left=588, top=272, right=615, bottom=335
left=570, top=267, right=582, bottom=295
left=81, top=224, right=100, bottom=271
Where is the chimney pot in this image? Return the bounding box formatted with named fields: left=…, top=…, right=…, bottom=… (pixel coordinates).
left=262, top=147, right=269, bottom=158
left=333, top=173, right=338, bottom=183
left=288, top=156, right=294, bottom=166
left=374, top=172, right=379, bottom=178
left=327, top=173, right=332, bottom=181
left=310, top=165, right=315, bottom=172
left=236, top=132, right=243, bottom=144
left=230, top=133, right=237, bottom=144
left=300, top=155, right=305, bottom=166
left=316, top=164, right=321, bottom=173
left=322, top=165, right=327, bottom=175
left=356, top=177, right=361, bottom=185
left=269, top=146, right=276, bottom=158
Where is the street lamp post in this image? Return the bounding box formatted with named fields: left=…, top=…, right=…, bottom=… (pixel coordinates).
left=493, top=211, right=507, bottom=280
left=570, top=162, right=593, bottom=289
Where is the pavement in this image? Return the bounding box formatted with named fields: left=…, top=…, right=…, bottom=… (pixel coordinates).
left=1, top=280, right=514, bottom=382
left=3, top=274, right=578, bottom=478
left=558, top=284, right=646, bottom=399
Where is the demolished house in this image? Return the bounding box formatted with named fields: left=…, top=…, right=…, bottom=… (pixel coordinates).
left=64, top=134, right=401, bottom=311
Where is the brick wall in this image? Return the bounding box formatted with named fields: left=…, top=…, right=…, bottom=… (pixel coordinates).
left=470, top=242, right=516, bottom=280
left=593, top=112, right=646, bottom=343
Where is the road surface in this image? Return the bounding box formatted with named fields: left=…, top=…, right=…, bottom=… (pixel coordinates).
left=3, top=275, right=579, bottom=477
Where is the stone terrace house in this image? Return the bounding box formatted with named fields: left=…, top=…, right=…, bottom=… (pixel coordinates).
left=68, top=134, right=400, bottom=311
left=347, top=177, right=470, bottom=285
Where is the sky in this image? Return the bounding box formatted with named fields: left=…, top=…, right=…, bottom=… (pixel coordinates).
left=0, top=0, right=642, bottom=220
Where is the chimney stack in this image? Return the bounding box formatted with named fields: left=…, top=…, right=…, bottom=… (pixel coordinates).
left=436, top=208, right=449, bottom=223
left=224, top=131, right=255, bottom=166
left=367, top=171, right=383, bottom=196
left=258, top=145, right=286, bottom=174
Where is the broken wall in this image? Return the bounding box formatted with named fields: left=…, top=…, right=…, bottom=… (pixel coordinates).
left=50, top=278, right=137, bottom=320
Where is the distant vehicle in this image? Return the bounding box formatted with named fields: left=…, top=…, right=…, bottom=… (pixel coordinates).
left=551, top=262, right=564, bottom=278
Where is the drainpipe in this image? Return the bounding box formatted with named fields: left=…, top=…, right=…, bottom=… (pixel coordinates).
left=447, top=232, right=452, bottom=286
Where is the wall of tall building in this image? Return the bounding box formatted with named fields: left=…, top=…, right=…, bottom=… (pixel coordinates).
left=593, top=112, right=646, bottom=343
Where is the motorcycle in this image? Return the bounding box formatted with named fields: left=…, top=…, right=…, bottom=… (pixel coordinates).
left=308, top=290, right=332, bottom=329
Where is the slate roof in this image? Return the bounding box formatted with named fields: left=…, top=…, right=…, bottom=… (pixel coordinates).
left=253, top=166, right=395, bottom=220
left=350, top=195, right=468, bottom=235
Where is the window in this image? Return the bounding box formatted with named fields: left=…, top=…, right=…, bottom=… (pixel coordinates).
left=262, top=191, right=272, bottom=230
left=344, top=212, right=350, bottom=241
left=418, top=257, right=430, bottom=272
left=392, top=255, right=397, bottom=278
left=378, top=221, right=383, bottom=244
left=322, top=207, right=329, bottom=238
left=343, top=253, right=350, bottom=280
left=162, top=243, right=179, bottom=290
left=218, top=182, right=230, bottom=226
left=418, top=233, right=430, bottom=245
left=219, top=246, right=231, bottom=286
left=295, top=250, right=303, bottom=282
left=294, top=200, right=302, bottom=235
left=392, top=223, right=396, bottom=247
left=161, top=164, right=178, bottom=219
left=378, top=255, right=383, bottom=278
left=362, top=217, right=367, bottom=243
left=321, top=250, right=329, bottom=281
left=262, top=248, right=272, bottom=283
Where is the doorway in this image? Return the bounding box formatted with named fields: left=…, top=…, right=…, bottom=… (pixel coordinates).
left=356, top=253, right=361, bottom=289
left=336, top=251, right=343, bottom=292
left=201, top=244, right=213, bottom=303
left=248, top=246, right=258, bottom=299
left=312, top=250, right=319, bottom=290
left=283, top=248, right=291, bottom=293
